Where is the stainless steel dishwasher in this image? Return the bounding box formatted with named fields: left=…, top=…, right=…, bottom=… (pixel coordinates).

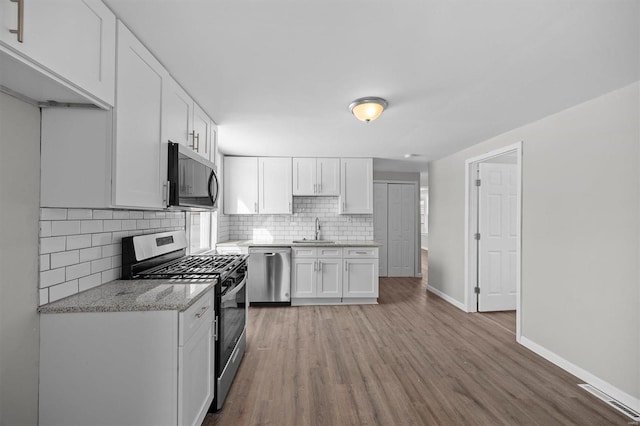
left=247, top=247, right=291, bottom=304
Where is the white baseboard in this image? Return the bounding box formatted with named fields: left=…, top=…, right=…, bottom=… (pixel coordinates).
left=519, top=336, right=640, bottom=413
left=426, top=285, right=467, bottom=312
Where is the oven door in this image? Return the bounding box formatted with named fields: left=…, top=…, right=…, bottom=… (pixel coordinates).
left=218, top=272, right=247, bottom=374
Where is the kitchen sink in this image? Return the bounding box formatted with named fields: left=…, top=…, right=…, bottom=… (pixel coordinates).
left=292, top=239, right=335, bottom=244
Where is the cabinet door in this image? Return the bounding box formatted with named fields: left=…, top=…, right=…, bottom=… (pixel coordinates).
left=317, top=258, right=343, bottom=298
left=224, top=157, right=258, bottom=214
left=0, top=0, right=116, bottom=106
left=209, top=120, right=218, bottom=164
left=340, top=158, right=373, bottom=214
left=193, top=104, right=210, bottom=159
left=113, top=22, right=165, bottom=209
left=292, top=158, right=317, bottom=196
left=164, top=77, right=193, bottom=147
left=259, top=157, right=292, bottom=214
left=317, top=158, right=340, bottom=196
left=343, top=259, right=379, bottom=298
left=292, top=258, right=316, bottom=298
left=179, top=320, right=214, bottom=426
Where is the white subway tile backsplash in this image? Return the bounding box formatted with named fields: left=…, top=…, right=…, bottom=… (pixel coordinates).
left=40, top=221, right=52, bottom=237
left=41, top=268, right=66, bottom=288
left=39, top=289, right=49, bottom=305
left=93, top=210, right=113, bottom=220
left=81, top=220, right=103, bottom=234
left=79, top=246, right=102, bottom=262
left=103, top=220, right=122, bottom=232
left=91, top=233, right=112, bottom=246
left=91, top=257, right=112, bottom=274
left=101, top=268, right=119, bottom=284
left=226, top=197, right=373, bottom=242
left=50, top=250, right=79, bottom=269
left=101, top=244, right=120, bottom=257
left=39, top=207, right=186, bottom=306
left=67, top=209, right=92, bottom=220
left=66, top=234, right=92, bottom=250
left=40, top=254, right=50, bottom=272
left=51, top=220, right=81, bottom=236
left=41, top=208, right=67, bottom=220
left=66, top=262, right=91, bottom=281
left=122, top=220, right=137, bottom=230
left=49, top=280, right=78, bottom=302
left=113, top=211, right=130, bottom=219
left=79, top=273, right=102, bottom=292
left=40, top=236, right=66, bottom=254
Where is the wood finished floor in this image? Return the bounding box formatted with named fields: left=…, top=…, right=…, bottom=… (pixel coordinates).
left=205, top=252, right=626, bottom=426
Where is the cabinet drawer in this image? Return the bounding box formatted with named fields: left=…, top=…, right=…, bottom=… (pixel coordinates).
left=179, top=289, right=213, bottom=346
left=318, top=247, right=343, bottom=258
left=344, top=247, right=378, bottom=258
left=292, top=247, right=318, bottom=258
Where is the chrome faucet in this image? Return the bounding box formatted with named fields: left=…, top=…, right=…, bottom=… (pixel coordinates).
left=315, top=217, right=321, bottom=240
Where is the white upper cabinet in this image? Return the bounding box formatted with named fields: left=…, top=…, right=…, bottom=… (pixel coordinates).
left=163, top=77, right=216, bottom=161
left=292, top=158, right=316, bottom=195
left=164, top=78, right=193, bottom=148
left=224, top=157, right=259, bottom=214
left=209, top=120, right=218, bottom=164
left=259, top=158, right=292, bottom=214
left=112, top=21, right=166, bottom=209
left=0, top=0, right=116, bottom=106
left=224, top=157, right=293, bottom=214
left=340, top=158, right=373, bottom=214
left=193, top=104, right=211, bottom=159
left=292, top=158, right=339, bottom=196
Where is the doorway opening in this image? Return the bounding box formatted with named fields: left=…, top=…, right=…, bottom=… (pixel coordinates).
left=464, top=142, right=522, bottom=341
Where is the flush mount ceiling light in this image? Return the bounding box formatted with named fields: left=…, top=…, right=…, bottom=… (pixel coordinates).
left=349, top=97, right=388, bottom=122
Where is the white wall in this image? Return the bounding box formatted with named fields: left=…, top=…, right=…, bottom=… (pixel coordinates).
left=0, top=92, right=40, bottom=425
left=428, top=83, right=640, bottom=405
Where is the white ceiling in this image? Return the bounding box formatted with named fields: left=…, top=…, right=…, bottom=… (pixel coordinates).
left=104, top=0, right=639, bottom=172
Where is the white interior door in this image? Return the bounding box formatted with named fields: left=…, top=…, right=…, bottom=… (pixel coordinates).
left=373, top=183, right=388, bottom=276
left=387, top=184, right=415, bottom=277
left=478, top=163, right=517, bottom=311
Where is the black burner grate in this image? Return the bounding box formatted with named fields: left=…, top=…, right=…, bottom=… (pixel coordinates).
left=136, top=254, right=246, bottom=279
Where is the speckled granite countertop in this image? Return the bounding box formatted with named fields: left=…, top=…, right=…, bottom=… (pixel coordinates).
left=217, top=239, right=382, bottom=248
left=38, top=279, right=216, bottom=314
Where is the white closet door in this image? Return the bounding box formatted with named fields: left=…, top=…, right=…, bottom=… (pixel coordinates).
left=387, top=184, right=415, bottom=277
left=373, top=183, right=388, bottom=276
left=478, top=163, right=517, bottom=311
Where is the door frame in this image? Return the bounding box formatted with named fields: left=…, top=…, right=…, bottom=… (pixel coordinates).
left=464, top=141, right=522, bottom=341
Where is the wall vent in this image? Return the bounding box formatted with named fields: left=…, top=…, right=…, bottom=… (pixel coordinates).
left=578, top=384, right=640, bottom=421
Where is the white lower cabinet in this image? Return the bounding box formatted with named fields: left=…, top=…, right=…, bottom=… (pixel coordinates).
left=39, top=289, right=214, bottom=426
left=291, top=246, right=378, bottom=305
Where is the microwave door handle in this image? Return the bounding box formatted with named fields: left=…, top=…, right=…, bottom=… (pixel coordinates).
left=209, top=170, right=220, bottom=206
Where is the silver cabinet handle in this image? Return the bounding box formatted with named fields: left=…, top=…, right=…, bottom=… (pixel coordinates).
left=345, top=261, right=348, bottom=271
left=356, top=251, right=367, bottom=254
left=318, top=261, right=322, bottom=270
left=189, top=130, right=196, bottom=149
left=313, top=183, right=316, bottom=194
left=254, top=202, right=258, bottom=213
left=194, top=133, right=200, bottom=150
left=313, top=261, right=317, bottom=272
left=195, top=305, right=209, bottom=318
left=9, top=0, right=24, bottom=43
left=289, top=202, right=292, bottom=213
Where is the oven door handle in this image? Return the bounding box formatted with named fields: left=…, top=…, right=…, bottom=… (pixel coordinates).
left=221, top=274, right=247, bottom=302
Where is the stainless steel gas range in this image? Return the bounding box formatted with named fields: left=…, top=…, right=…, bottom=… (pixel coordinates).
left=121, top=231, right=248, bottom=412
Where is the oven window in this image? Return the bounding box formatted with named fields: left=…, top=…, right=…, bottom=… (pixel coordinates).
left=187, top=211, right=217, bottom=254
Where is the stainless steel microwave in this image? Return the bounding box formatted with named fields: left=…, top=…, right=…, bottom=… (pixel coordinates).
left=167, top=141, right=219, bottom=210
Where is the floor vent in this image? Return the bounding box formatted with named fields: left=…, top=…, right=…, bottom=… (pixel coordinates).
left=578, top=384, right=640, bottom=421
